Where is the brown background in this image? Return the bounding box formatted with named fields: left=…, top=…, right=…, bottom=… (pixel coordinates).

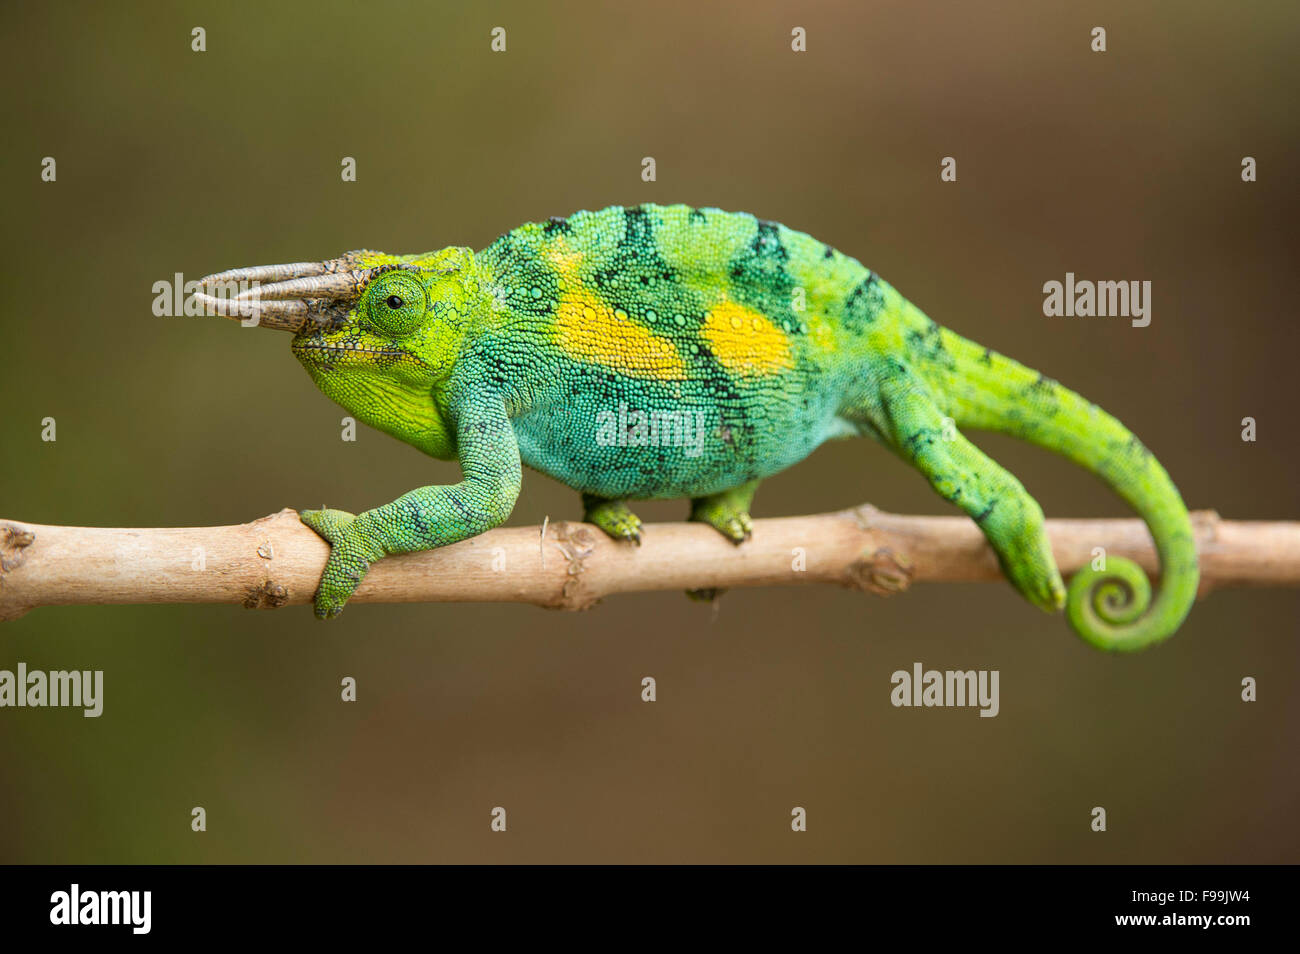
left=0, top=0, right=1295, bottom=862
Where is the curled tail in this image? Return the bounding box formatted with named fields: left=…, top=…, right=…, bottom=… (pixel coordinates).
left=934, top=329, right=1199, bottom=651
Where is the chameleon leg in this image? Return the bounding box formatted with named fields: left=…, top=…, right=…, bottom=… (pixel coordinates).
left=582, top=494, right=644, bottom=545
left=300, top=396, right=522, bottom=619
left=879, top=368, right=1066, bottom=613
left=684, top=479, right=759, bottom=602
left=689, top=479, right=759, bottom=544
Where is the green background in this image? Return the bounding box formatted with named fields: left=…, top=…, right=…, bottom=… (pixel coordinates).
left=0, top=0, right=1295, bottom=862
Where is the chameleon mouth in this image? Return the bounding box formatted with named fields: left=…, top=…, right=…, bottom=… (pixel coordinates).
left=192, top=253, right=419, bottom=334
left=293, top=342, right=409, bottom=359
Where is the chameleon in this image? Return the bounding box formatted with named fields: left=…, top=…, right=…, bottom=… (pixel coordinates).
left=195, top=203, right=1198, bottom=651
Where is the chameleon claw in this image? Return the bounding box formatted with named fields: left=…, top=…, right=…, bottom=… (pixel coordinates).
left=581, top=496, right=644, bottom=545
left=689, top=481, right=759, bottom=545
left=690, top=504, right=754, bottom=545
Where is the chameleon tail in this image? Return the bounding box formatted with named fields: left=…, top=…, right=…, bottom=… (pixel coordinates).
left=936, top=329, right=1199, bottom=651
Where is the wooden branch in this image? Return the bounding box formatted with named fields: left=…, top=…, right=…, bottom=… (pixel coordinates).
left=0, top=507, right=1297, bottom=621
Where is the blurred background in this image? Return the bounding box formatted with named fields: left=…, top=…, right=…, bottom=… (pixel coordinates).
left=0, top=0, right=1296, bottom=863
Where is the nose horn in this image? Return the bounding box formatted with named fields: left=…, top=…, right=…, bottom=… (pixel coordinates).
left=190, top=291, right=308, bottom=332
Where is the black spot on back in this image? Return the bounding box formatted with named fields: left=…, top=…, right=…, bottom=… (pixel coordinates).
left=543, top=216, right=571, bottom=235
left=906, top=319, right=952, bottom=369
left=590, top=207, right=678, bottom=293
left=728, top=218, right=793, bottom=301
left=585, top=206, right=682, bottom=326
left=843, top=273, right=884, bottom=333
left=752, top=220, right=789, bottom=266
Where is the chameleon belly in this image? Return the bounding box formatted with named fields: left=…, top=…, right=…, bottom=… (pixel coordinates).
left=509, top=368, right=860, bottom=500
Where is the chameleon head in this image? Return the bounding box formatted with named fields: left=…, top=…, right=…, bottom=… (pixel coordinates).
left=195, top=247, right=481, bottom=453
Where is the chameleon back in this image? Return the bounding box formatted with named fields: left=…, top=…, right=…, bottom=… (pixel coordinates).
left=476, top=204, right=888, bottom=499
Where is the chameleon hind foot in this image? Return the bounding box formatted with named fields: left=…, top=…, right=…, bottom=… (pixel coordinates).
left=683, top=480, right=760, bottom=601
left=688, top=479, right=759, bottom=544
left=582, top=493, right=643, bottom=545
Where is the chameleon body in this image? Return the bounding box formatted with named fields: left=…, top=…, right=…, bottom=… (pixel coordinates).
left=197, top=204, right=1198, bottom=650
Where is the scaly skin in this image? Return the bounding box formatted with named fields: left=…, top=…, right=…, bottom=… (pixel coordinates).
left=210, top=204, right=1197, bottom=650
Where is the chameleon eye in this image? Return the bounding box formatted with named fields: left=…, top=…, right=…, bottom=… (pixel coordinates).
left=364, top=272, right=426, bottom=336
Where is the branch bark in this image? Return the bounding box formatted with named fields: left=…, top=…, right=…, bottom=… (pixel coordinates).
left=1, top=507, right=1297, bottom=621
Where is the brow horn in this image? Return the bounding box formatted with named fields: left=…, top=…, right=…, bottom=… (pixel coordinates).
left=198, top=261, right=332, bottom=285
left=228, top=269, right=385, bottom=302
left=198, top=250, right=379, bottom=289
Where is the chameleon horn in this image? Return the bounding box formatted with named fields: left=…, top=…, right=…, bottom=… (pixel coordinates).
left=191, top=291, right=308, bottom=333
left=198, top=261, right=331, bottom=286
left=198, top=250, right=383, bottom=290
left=231, top=269, right=382, bottom=302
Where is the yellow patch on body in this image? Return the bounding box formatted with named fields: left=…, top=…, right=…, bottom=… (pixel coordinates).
left=549, top=247, right=687, bottom=380
left=805, top=313, right=839, bottom=354
left=701, top=301, right=794, bottom=376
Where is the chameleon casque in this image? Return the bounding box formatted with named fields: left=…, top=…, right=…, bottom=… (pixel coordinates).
left=196, top=204, right=1198, bottom=650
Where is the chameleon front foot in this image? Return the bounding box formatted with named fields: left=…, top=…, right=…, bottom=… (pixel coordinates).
left=581, top=494, right=644, bottom=545
left=299, top=507, right=385, bottom=619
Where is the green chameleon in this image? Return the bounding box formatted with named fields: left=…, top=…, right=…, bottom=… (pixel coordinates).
left=196, top=204, right=1198, bottom=650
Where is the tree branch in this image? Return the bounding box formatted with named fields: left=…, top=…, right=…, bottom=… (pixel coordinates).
left=0, top=507, right=1296, bottom=621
